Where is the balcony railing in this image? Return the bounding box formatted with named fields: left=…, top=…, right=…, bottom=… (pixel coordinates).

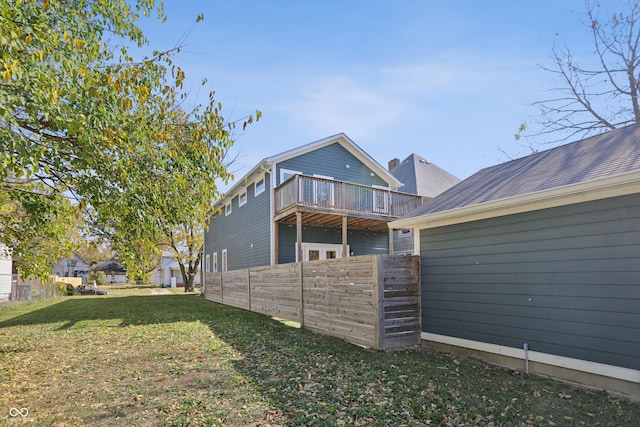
left=274, top=174, right=424, bottom=218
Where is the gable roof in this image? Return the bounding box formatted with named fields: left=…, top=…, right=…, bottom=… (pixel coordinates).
left=98, top=258, right=126, bottom=273
left=215, top=133, right=402, bottom=208
left=391, top=123, right=640, bottom=229
left=390, top=153, right=461, bottom=198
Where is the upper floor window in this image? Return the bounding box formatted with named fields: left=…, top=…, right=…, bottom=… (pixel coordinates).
left=205, top=254, right=211, bottom=273
left=239, top=189, right=247, bottom=207
left=225, top=203, right=232, bottom=216
left=255, top=176, right=265, bottom=196
left=280, top=168, right=301, bottom=184
left=213, top=252, right=218, bottom=272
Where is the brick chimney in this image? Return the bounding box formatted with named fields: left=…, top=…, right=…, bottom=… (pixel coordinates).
left=388, top=158, right=400, bottom=171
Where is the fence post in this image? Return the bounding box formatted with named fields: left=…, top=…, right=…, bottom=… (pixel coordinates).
left=298, top=261, right=304, bottom=328
left=220, top=272, right=224, bottom=305
left=374, top=255, right=386, bottom=350
left=247, top=268, right=252, bottom=312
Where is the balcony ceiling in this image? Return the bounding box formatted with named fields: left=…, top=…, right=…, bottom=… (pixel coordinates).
left=275, top=205, right=393, bottom=232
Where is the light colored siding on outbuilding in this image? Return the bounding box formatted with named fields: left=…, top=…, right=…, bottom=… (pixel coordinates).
left=420, top=194, right=640, bottom=370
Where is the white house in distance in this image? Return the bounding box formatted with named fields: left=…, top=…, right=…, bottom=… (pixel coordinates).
left=51, top=253, right=92, bottom=281
left=150, top=251, right=201, bottom=288
left=0, top=244, right=12, bottom=301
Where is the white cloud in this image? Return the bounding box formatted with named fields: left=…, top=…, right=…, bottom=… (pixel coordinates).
left=286, top=74, right=409, bottom=139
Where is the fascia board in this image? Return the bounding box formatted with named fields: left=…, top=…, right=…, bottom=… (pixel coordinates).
left=212, top=160, right=273, bottom=209
left=390, top=170, right=640, bottom=230
left=266, top=133, right=402, bottom=189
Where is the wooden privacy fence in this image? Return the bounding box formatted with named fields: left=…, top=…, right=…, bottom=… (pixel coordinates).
left=204, top=254, right=421, bottom=350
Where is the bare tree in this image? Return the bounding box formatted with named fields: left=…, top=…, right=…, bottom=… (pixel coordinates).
left=521, top=0, right=640, bottom=143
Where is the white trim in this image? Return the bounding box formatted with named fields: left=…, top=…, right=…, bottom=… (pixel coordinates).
left=297, top=242, right=348, bottom=261
left=239, top=188, right=248, bottom=207
left=280, top=168, right=301, bottom=185
left=224, top=202, right=232, bottom=216
left=255, top=175, right=265, bottom=196
left=422, top=332, right=640, bottom=384
left=312, top=174, right=334, bottom=206
left=372, top=185, right=390, bottom=214
left=265, top=134, right=401, bottom=189
left=221, top=249, right=227, bottom=272
left=269, top=165, right=276, bottom=266
left=391, top=170, right=640, bottom=230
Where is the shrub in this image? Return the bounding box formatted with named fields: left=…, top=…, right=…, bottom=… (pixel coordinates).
left=88, top=271, right=107, bottom=286
left=55, top=282, right=77, bottom=296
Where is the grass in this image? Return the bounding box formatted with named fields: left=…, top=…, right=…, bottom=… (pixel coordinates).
left=0, top=287, right=638, bottom=426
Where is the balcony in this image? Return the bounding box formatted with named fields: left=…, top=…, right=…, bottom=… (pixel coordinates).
left=274, top=174, right=424, bottom=231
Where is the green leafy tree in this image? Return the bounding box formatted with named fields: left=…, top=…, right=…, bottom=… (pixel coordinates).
left=519, top=0, right=640, bottom=143
left=1, top=1, right=259, bottom=277
left=0, top=183, right=79, bottom=279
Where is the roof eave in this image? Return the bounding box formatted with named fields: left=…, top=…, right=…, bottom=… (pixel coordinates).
left=266, top=133, right=402, bottom=189
left=390, top=170, right=640, bottom=230
left=212, top=159, right=273, bottom=209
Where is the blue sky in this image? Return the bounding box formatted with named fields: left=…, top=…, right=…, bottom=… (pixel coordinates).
left=136, top=0, right=598, bottom=189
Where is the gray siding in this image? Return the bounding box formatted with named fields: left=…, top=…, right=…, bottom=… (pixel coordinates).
left=393, top=229, right=414, bottom=255
left=276, top=142, right=388, bottom=186
left=278, top=223, right=388, bottom=264
left=420, top=194, right=640, bottom=370
left=205, top=173, right=271, bottom=270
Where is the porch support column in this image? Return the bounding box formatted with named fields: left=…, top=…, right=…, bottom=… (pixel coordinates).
left=274, top=220, right=279, bottom=265
left=388, top=227, right=394, bottom=254
left=296, top=211, right=303, bottom=263
left=342, top=214, right=348, bottom=257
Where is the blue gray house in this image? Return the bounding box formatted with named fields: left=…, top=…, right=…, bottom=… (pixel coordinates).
left=388, top=154, right=461, bottom=254
left=391, top=124, right=640, bottom=400
left=203, top=134, right=426, bottom=272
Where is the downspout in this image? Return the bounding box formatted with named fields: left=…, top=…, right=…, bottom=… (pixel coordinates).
left=263, top=163, right=275, bottom=265
left=523, top=343, right=530, bottom=374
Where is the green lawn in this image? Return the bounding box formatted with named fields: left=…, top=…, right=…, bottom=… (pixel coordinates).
left=1, top=287, right=638, bottom=426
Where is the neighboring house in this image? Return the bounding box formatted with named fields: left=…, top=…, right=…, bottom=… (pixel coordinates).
left=388, top=154, right=460, bottom=254
left=98, top=258, right=128, bottom=284
left=150, top=251, right=201, bottom=287
left=51, top=253, right=92, bottom=280
left=204, top=133, right=425, bottom=272
left=391, top=124, right=640, bottom=400
left=0, top=244, right=11, bottom=301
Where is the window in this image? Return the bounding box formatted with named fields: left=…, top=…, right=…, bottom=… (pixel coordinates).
left=221, top=249, right=228, bottom=272
left=225, top=203, right=232, bottom=216
left=373, top=185, right=390, bottom=214
left=239, top=189, right=247, bottom=207
left=213, top=252, right=218, bottom=272
left=280, top=168, right=301, bottom=184
left=205, top=254, right=210, bottom=273
left=255, top=176, right=265, bottom=196
left=298, top=243, right=347, bottom=261
left=398, top=229, right=413, bottom=237
left=313, top=174, right=334, bottom=207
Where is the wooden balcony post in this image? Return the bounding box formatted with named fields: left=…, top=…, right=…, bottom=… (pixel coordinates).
left=296, top=211, right=303, bottom=262
left=342, top=214, right=348, bottom=257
